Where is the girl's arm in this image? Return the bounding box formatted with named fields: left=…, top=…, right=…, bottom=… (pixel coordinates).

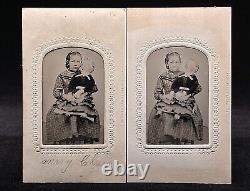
left=53, top=75, right=64, bottom=99
left=154, top=77, right=164, bottom=100
left=154, top=77, right=174, bottom=101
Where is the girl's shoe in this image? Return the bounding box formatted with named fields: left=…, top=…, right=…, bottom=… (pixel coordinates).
left=174, top=138, right=181, bottom=145
left=72, top=132, right=79, bottom=138
left=93, top=138, right=99, bottom=143
left=85, top=137, right=93, bottom=144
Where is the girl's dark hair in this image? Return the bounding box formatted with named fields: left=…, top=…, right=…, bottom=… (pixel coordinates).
left=65, top=51, right=82, bottom=69
left=164, top=52, right=181, bottom=69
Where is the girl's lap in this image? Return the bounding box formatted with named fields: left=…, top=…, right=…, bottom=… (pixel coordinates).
left=147, top=106, right=195, bottom=145
left=43, top=105, right=100, bottom=144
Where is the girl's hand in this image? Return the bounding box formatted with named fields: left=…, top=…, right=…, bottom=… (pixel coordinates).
left=161, top=91, right=175, bottom=101
left=182, top=94, right=191, bottom=101
left=175, top=91, right=184, bottom=101
left=74, top=90, right=84, bottom=99
left=75, top=92, right=88, bottom=104
left=175, top=91, right=189, bottom=102
left=74, top=86, right=85, bottom=97
left=62, top=93, right=75, bottom=102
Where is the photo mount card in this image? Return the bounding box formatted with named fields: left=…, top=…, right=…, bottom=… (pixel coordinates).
left=22, top=8, right=126, bottom=183
left=23, top=7, right=231, bottom=184
left=127, top=8, right=231, bottom=183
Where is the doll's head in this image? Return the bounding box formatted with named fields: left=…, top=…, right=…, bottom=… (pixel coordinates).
left=65, top=51, right=82, bottom=72
left=183, top=59, right=199, bottom=75
left=79, top=60, right=95, bottom=75
left=165, top=52, right=181, bottom=72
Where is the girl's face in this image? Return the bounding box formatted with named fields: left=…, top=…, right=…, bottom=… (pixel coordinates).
left=166, top=55, right=181, bottom=72
left=68, top=54, right=82, bottom=72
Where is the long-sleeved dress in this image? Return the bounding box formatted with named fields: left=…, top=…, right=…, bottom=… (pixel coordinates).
left=147, top=70, right=203, bottom=145
left=43, top=70, right=101, bottom=144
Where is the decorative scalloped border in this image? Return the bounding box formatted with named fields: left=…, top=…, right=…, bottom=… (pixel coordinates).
left=135, top=36, right=220, bottom=154
left=31, top=37, right=115, bottom=154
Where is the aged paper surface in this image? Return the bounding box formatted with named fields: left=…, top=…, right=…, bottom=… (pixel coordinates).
left=127, top=8, right=231, bottom=183
left=23, top=8, right=126, bottom=183
left=23, top=8, right=231, bottom=183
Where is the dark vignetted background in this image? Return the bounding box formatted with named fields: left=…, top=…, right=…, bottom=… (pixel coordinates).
left=0, top=0, right=249, bottom=190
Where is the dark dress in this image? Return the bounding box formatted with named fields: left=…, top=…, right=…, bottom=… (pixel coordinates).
left=169, top=74, right=201, bottom=114
left=56, top=74, right=99, bottom=120
left=43, top=70, right=101, bottom=144
left=171, top=74, right=200, bottom=95
left=68, top=74, right=97, bottom=94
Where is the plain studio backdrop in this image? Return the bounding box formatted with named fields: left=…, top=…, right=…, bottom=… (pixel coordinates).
left=146, top=47, right=209, bottom=143
left=42, top=47, right=104, bottom=126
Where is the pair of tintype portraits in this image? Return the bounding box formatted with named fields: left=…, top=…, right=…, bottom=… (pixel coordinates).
left=23, top=8, right=231, bottom=183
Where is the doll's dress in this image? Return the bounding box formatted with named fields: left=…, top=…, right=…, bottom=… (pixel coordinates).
left=158, top=74, right=200, bottom=116
left=55, top=74, right=98, bottom=122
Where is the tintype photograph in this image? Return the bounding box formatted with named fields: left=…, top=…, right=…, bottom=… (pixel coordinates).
left=146, top=47, right=209, bottom=145
left=43, top=48, right=104, bottom=145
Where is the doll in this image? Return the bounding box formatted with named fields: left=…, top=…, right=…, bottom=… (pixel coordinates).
left=67, top=63, right=97, bottom=105
left=170, top=59, right=201, bottom=119
left=57, top=60, right=98, bottom=138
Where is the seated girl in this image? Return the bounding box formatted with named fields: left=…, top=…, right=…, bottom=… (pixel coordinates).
left=55, top=60, right=98, bottom=138
left=155, top=60, right=201, bottom=117
left=152, top=55, right=203, bottom=144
